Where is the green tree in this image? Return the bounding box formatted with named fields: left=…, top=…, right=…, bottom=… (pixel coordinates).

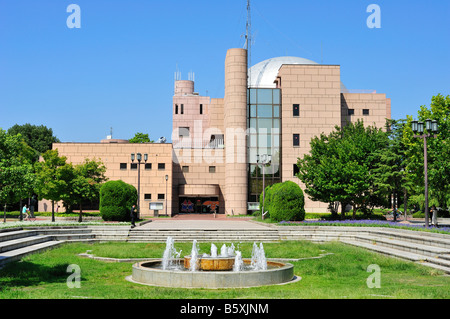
left=403, top=94, right=450, bottom=210
left=0, top=129, right=35, bottom=216
left=34, top=149, right=72, bottom=222
left=296, top=120, right=389, bottom=219
left=61, top=158, right=107, bottom=222
left=7, top=123, right=60, bottom=159
left=372, top=119, right=410, bottom=217
left=129, top=132, right=153, bottom=143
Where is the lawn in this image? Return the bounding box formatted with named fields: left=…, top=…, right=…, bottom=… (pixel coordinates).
left=0, top=241, right=448, bottom=299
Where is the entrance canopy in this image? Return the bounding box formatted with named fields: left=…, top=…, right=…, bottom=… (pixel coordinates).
left=179, top=184, right=220, bottom=197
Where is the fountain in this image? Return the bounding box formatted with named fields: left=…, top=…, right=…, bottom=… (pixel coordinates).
left=129, top=237, right=296, bottom=289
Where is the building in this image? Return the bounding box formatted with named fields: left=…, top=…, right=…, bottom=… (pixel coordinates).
left=43, top=48, right=391, bottom=216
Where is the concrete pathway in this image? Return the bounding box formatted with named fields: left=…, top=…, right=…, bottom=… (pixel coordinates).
left=137, top=214, right=270, bottom=230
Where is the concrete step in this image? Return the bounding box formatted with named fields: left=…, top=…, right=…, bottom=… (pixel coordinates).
left=0, top=230, right=38, bottom=243
left=340, top=239, right=450, bottom=274
left=0, top=235, right=53, bottom=253
left=0, top=240, right=63, bottom=268
left=353, top=235, right=450, bottom=258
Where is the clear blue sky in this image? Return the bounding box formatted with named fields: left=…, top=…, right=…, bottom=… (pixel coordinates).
left=0, top=0, right=449, bottom=143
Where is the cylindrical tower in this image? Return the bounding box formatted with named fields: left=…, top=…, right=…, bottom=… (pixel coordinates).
left=174, top=80, right=194, bottom=96
left=224, top=48, right=248, bottom=215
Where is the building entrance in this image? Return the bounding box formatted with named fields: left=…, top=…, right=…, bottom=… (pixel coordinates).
left=179, top=197, right=219, bottom=214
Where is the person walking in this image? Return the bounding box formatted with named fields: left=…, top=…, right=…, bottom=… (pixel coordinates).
left=130, top=204, right=137, bottom=228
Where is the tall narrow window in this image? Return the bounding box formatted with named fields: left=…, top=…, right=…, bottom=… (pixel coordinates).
left=181, top=104, right=184, bottom=114
left=293, top=164, right=300, bottom=176
left=175, top=104, right=178, bottom=114
left=293, top=104, right=300, bottom=117
left=293, top=134, right=300, bottom=147
left=200, top=104, right=203, bottom=115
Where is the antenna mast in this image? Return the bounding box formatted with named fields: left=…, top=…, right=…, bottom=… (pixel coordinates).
left=245, top=0, right=252, bottom=88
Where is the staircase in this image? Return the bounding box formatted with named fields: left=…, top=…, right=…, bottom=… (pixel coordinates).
left=278, top=226, right=450, bottom=274
left=126, top=228, right=281, bottom=243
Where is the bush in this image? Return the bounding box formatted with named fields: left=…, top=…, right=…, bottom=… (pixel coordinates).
left=99, top=180, right=137, bottom=221
left=260, top=181, right=305, bottom=222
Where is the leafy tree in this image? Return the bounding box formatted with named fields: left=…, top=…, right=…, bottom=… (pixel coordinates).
left=296, top=120, right=389, bottom=219
left=7, top=123, right=60, bottom=159
left=57, top=158, right=107, bottom=222
left=0, top=129, right=35, bottom=215
left=129, top=132, right=153, bottom=143
left=403, top=94, right=450, bottom=210
left=34, top=149, right=73, bottom=222
left=372, top=119, right=410, bottom=218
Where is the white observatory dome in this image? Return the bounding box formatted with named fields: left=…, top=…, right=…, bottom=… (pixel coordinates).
left=248, top=56, right=347, bottom=92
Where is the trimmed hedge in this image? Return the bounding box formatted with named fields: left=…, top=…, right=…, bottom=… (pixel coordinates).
left=99, top=180, right=137, bottom=221
left=260, top=181, right=305, bottom=222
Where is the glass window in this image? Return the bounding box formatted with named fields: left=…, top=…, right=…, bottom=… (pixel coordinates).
left=257, top=89, right=272, bottom=104
left=120, top=163, right=127, bottom=170
left=257, top=105, right=272, bottom=118
left=131, top=163, right=137, bottom=170
left=363, top=109, right=370, bottom=115
left=249, top=89, right=257, bottom=104
left=209, top=166, right=216, bottom=173
left=250, top=105, right=257, bottom=117
left=249, top=134, right=258, bottom=147
left=293, top=134, right=300, bottom=147
left=182, top=166, right=189, bottom=173
left=248, top=148, right=258, bottom=163
left=257, top=119, right=273, bottom=134
left=144, top=194, right=152, bottom=200
left=348, top=109, right=354, bottom=116
left=273, top=135, right=280, bottom=148
left=273, top=105, right=280, bottom=117
left=273, top=89, right=280, bottom=104
left=293, top=104, right=300, bottom=117
left=158, top=194, right=165, bottom=200
left=158, top=163, right=165, bottom=170
left=145, top=163, right=152, bottom=170
left=249, top=119, right=257, bottom=130
left=258, top=134, right=271, bottom=148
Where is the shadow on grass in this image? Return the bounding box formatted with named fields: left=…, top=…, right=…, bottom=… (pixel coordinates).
left=0, top=260, right=84, bottom=291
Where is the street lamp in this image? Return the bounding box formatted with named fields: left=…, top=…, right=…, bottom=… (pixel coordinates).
left=165, top=175, right=169, bottom=216
left=411, top=119, right=439, bottom=227
left=257, top=154, right=271, bottom=220
left=131, top=152, right=148, bottom=220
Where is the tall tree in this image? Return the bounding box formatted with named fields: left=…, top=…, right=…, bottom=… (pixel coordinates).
left=0, top=129, right=35, bottom=216
left=296, top=120, right=389, bottom=219
left=403, top=94, right=450, bottom=210
left=7, top=123, right=60, bottom=159
left=62, top=158, right=107, bottom=222
left=34, top=149, right=72, bottom=222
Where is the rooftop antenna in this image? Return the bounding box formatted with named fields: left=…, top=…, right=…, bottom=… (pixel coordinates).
left=245, top=0, right=252, bottom=88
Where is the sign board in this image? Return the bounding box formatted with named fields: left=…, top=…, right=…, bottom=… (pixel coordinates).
left=149, top=202, right=164, bottom=210
left=247, top=202, right=260, bottom=211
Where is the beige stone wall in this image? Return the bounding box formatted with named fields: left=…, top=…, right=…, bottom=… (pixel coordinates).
left=42, top=142, right=173, bottom=217
left=223, top=48, right=248, bottom=215
left=341, top=93, right=391, bottom=129
left=277, top=64, right=342, bottom=213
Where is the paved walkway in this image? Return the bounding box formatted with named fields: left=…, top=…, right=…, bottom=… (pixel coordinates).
left=138, top=214, right=270, bottom=230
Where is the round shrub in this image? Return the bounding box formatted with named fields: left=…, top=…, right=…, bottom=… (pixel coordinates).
left=100, top=180, right=137, bottom=221
left=259, top=183, right=282, bottom=215
left=267, top=181, right=305, bottom=222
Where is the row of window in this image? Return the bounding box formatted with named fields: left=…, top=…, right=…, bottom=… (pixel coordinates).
left=120, top=163, right=165, bottom=170
left=174, top=104, right=204, bottom=115
left=181, top=166, right=216, bottom=173
left=144, top=193, right=165, bottom=200
left=293, top=104, right=370, bottom=117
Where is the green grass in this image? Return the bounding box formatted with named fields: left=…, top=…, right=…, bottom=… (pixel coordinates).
left=0, top=241, right=448, bottom=299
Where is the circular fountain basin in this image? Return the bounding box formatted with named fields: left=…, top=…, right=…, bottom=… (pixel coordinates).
left=184, top=256, right=235, bottom=271
left=129, top=259, right=296, bottom=289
